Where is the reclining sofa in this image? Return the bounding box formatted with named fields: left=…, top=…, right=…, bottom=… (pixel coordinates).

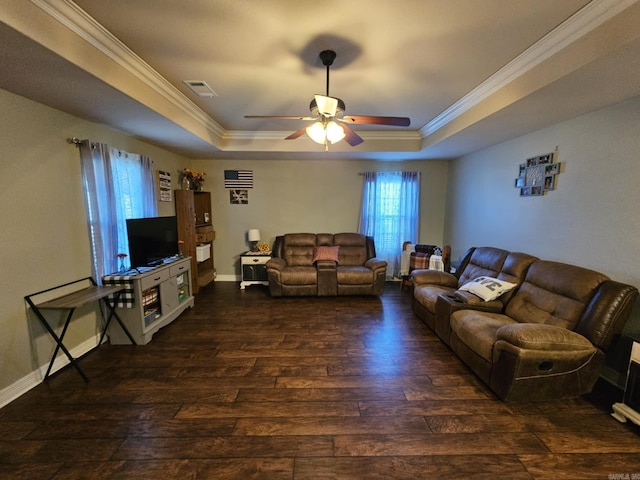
left=412, top=246, right=638, bottom=402
left=266, top=233, right=387, bottom=297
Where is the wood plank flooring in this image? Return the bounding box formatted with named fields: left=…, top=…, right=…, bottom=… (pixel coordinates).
left=1, top=282, right=639, bottom=479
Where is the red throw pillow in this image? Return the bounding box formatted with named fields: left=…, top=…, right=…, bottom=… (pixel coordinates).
left=312, top=246, right=340, bottom=263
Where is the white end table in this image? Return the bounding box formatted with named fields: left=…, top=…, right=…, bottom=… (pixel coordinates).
left=240, top=252, right=272, bottom=289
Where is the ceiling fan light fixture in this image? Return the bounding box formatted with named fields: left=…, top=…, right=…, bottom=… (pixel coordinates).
left=306, top=121, right=345, bottom=145
left=326, top=121, right=346, bottom=143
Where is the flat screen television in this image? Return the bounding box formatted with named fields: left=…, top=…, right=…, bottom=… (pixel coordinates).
left=126, top=216, right=179, bottom=269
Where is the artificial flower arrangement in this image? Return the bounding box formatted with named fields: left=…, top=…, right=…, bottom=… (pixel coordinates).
left=179, top=168, right=205, bottom=190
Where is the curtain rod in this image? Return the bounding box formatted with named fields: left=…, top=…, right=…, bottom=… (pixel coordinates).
left=66, top=137, right=84, bottom=146
left=358, top=171, right=421, bottom=175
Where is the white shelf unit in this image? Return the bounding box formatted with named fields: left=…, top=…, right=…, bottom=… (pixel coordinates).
left=105, top=257, right=194, bottom=345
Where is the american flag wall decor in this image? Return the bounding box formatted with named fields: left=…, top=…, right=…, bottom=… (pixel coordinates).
left=224, top=169, right=253, bottom=188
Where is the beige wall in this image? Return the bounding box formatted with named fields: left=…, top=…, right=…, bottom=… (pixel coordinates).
left=192, top=158, right=449, bottom=280
left=444, top=95, right=640, bottom=333
left=0, top=89, right=190, bottom=403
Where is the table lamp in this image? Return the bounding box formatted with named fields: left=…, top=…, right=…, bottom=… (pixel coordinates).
left=248, top=229, right=261, bottom=252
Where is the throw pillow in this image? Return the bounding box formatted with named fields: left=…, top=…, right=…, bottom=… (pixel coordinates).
left=312, top=246, right=340, bottom=263
left=458, top=276, right=517, bottom=301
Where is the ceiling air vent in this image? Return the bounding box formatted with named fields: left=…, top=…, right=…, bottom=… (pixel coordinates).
left=183, top=80, right=217, bottom=97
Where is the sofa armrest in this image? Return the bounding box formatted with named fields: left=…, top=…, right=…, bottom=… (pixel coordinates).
left=266, top=257, right=286, bottom=272
left=491, top=322, right=601, bottom=402
left=365, top=257, right=387, bottom=271
left=496, top=323, right=595, bottom=352
left=412, top=269, right=458, bottom=288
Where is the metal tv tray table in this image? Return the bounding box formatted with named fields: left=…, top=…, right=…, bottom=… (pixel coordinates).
left=25, top=277, right=136, bottom=382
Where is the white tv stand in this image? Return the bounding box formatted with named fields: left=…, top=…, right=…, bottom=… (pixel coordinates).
left=103, top=257, right=194, bottom=345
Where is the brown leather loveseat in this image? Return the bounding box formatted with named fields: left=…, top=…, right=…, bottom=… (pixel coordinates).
left=266, top=233, right=387, bottom=297
left=412, top=246, right=638, bottom=402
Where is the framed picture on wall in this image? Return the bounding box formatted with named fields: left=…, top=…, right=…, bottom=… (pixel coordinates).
left=538, top=153, right=553, bottom=165
left=515, top=177, right=525, bottom=188
left=544, top=175, right=555, bottom=191
left=545, top=163, right=560, bottom=175
left=230, top=189, right=248, bottom=204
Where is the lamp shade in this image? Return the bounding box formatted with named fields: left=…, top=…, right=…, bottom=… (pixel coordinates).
left=248, top=229, right=261, bottom=242
left=306, top=121, right=345, bottom=145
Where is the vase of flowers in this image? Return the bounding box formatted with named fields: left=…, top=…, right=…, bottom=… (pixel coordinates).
left=179, top=168, right=205, bottom=190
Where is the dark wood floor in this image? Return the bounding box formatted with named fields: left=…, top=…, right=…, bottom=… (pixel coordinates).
left=1, top=282, right=639, bottom=479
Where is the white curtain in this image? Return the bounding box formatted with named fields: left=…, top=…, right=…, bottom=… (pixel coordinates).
left=358, top=171, right=420, bottom=279
left=79, top=141, right=157, bottom=280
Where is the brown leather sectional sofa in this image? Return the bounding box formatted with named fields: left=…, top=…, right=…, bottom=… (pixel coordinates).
left=266, top=233, right=387, bottom=297
left=412, top=246, right=638, bottom=402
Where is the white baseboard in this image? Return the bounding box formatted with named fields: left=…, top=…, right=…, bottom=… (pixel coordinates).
left=215, top=274, right=239, bottom=282
left=0, top=334, right=100, bottom=409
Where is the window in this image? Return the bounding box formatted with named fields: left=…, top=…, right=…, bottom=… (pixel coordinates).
left=79, top=142, right=157, bottom=280
left=359, top=171, right=420, bottom=279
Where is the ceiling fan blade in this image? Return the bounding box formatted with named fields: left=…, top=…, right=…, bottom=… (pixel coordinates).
left=285, top=127, right=307, bottom=140
left=245, top=115, right=317, bottom=121
left=341, top=123, right=364, bottom=147
left=341, top=115, right=410, bottom=127
left=314, top=95, right=338, bottom=117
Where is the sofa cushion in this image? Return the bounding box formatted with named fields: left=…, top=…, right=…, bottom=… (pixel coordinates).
left=313, top=246, right=340, bottom=263
left=283, top=233, right=317, bottom=266
left=457, top=247, right=509, bottom=286
left=280, top=266, right=317, bottom=285
left=459, top=276, right=517, bottom=302
left=450, top=310, right=517, bottom=362
left=334, top=233, right=368, bottom=266
left=414, top=284, right=457, bottom=314
left=336, top=266, right=373, bottom=285
left=505, top=260, right=608, bottom=330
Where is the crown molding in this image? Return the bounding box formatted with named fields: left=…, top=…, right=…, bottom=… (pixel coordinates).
left=421, top=0, right=639, bottom=137
left=30, top=0, right=225, bottom=139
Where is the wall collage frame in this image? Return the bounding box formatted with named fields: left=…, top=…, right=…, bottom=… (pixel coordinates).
left=515, top=152, right=560, bottom=197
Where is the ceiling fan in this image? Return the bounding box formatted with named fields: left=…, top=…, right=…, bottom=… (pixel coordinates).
left=244, top=50, right=410, bottom=150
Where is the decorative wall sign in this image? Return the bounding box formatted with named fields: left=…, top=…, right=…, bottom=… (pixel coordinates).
left=158, top=170, right=172, bottom=202
left=515, top=152, right=560, bottom=197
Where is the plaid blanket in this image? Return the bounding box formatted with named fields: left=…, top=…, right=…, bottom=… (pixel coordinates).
left=409, top=245, right=443, bottom=273
left=102, top=274, right=136, bottom=308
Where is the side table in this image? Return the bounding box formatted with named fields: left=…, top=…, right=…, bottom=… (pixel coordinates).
left=240, top=252, right=271, bottom=289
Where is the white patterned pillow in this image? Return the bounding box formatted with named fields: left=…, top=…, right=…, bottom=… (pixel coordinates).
left=458, top=276, right=517, bottom=301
